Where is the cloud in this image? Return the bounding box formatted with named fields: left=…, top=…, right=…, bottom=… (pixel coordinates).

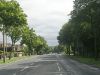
left=17, top=0, right=74, bottom=46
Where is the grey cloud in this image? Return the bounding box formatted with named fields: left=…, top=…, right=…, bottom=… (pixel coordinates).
left=17, top=0, right=74, bottom=46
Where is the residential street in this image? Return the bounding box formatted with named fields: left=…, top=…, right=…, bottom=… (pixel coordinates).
left=0, top=54, right=100, bottom=75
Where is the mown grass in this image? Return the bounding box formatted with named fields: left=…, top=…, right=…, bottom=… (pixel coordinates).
left=67, top=55, right=100, bottom=68
left=0, top=56, right=32, bottom=64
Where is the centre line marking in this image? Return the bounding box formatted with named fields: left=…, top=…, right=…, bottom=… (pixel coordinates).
left=30, top=63, right=34, bottom=65
left=13, top=73, right=16, bottom=75
left=56, top=63, right=61, bottom=72
left=20, top=66, right=29, bottom=71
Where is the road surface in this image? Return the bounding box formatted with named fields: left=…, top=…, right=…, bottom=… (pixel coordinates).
left=0, top=54, right=100, bottom=75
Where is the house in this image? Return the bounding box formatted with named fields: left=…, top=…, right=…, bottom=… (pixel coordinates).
left=0, top=42, right=23, bottom=57
left=15, top=45, right=23, bottom=57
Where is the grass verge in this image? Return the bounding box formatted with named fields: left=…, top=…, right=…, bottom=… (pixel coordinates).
left=67, top=55, right=100, bottom=68
left=0, top=56, right=32, bottom=64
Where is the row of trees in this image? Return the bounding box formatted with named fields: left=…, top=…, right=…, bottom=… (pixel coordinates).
left=57, top=0, right=100, bottom=60
left=21, top=26, right=49, bottom=55
left=0, top=0, right=27, bottom=62
left=0, top=0, right=49, bottom=62
left=53, top=45, right=64, bottom=53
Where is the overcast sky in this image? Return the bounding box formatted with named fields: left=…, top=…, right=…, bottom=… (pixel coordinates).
left=16, top=0, right=74, bottom=46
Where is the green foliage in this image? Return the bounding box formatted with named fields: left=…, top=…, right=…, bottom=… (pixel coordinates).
left=0, top=0, right=27, bottom=26
left=58, top=0, right=100, bottom=59
left=0, top=0, right=49, bottom=58
left=21, top=26, right=36, bottom=55
left=21, top=26, right=48, bottom=55
left=6, top=26, right=22, bottom=45
left=53, top=45, right=64, bottom=53
left=0, top=50, right=3, bottom=54
left=21, top=45, right=29, bottom=56
left=33, top=36, right=48, bottom=55
left=69, top=55, right=100, bottom=68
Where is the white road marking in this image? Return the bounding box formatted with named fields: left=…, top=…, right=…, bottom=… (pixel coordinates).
left=56, top=63, right=59, bottom=66
left=20, top=65, right=40, bottom=72
left=13, top=73, right=16, bottom=75
left=30, top=63, right=34, bottom=65
left=56, top=63, right=63, bottom=75
left=56, top=63, right=61, bottom=72
left=20, top=66, right=29, bottom=71
left=29, top=65, right=40, bottom=68
left=82, top=64, right=99, bottom=70
left=58, top=66, right=61, bottom=72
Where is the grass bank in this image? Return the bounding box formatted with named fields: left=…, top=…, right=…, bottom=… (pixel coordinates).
left=67, top=55, right=100, bottom=68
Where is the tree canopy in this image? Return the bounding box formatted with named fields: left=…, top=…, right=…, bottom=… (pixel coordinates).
left=57, top=0, right=100, bottom=59
left=0, top=0, right=27, bottom=27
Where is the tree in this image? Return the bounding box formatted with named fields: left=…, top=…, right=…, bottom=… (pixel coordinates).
left=0, top=0, right=27, bottom=62
left=21, top=26, right=37, bottom=55
left=21, top=26, right=48, bottom=55
left=57, top=0, right=100, bottom=59
left=53, top=45, right=64, bottom=53
left=6, top=26, right=22, bottom=52
left=34, top=36, right=48, bottom=55
left=0, top=0, right=27, bottom=27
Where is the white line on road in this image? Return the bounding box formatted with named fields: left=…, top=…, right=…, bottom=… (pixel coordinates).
left=30, top=63, right=34, bottom=65
left=20, top=65, right=40, bottom=72
left=56, top=63, right=61, bottom=72
left=13, top=73, right=16, bottom=75
left=20, top=66, right=29, bottom=71
left=56, top=63, right=63, bottom=75
left=29, top=65, right=40, bottom=68
left=58, top=66, right=61, bottom=72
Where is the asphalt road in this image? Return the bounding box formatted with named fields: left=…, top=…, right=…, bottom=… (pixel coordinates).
left=0, top=54, right=100, bottom=75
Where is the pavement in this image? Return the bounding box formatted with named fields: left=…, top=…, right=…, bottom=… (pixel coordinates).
left=0, top=54, right=100, bottom=75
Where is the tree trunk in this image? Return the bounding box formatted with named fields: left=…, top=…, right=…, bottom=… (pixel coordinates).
left=3, top=25, right=6, bottom=63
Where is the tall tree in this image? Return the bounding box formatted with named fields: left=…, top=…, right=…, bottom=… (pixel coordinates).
left=6, top=26, right=22, bottom=51
left=0, top=0, right=27, bottom=62
left=21, top=26, right=37, bottom=55
left=58, top=0, right=100, bottom=59
left=34, top=36, right=48, bottom=55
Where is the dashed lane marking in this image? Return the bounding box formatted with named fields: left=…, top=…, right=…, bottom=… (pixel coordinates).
left=56, top=63, right=61, bottom=72
left=56, top=62, right=63, bottom=75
